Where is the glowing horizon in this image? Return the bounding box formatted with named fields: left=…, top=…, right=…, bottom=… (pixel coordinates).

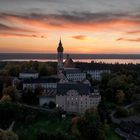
left=0, top=0, right=140, bottom=54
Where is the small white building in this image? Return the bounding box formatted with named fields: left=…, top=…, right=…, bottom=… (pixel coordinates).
left=85, top=70, right=111, bottom=80
left=19, top=70, right=39, bottom=79
left=63, top=68, right=86, bottom=82
left=56, top=83, right=101, bottom=114
left=23, top=77, right=59, bottom=91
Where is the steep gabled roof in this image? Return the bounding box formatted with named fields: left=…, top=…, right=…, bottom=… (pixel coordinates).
left=57, top=83, right=90, bottom=95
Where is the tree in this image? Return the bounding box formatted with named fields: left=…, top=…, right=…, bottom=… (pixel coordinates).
left=108, top=76, right=125, bottom=90
left=76, top=108, right=105, bottom=140
left=104, top=88, right=114, bottom=102
left=71, top=116, right=81, bottom=137
left=101, top=73, right=110, bottom=89
left=2, top=86, right=19, bottom=102
left=39, top=63, right=48, bottom=76
left=103, top=121, right=110, bottom=137
left=0, top=70, right=8, bottom=76
left=22, top=89, right=38, bottom=105
left=37, top=131, right=76, bottom=140
left=115, top=90, right=125, bottom=104
left=48, top=101, right=56, bottom=109
left=0, top=130, right=18, bottom=140
left=116, top=107, right=129, bottom=118
left=34, top=86, right=43, bottom=96
left=0, top=95, right=12, bottom=103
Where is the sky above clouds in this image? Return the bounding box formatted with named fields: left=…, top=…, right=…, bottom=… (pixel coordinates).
left=0, top=0, right=140, bottom=53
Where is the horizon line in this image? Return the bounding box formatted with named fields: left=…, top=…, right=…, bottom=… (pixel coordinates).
left=0, top=52, right=140, bottom=55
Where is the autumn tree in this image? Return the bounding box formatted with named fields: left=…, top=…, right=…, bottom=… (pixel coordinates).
left=76, top=108, right=105, bottom=140
left=2, top=86, right=19, bottom=102
left=0, top=95, right=12, bottom=103
left=0, top=130, right=18, bottom=140
left=115, top=90, right=125, bottom=104
left=108, top=76, right=125, bottom=90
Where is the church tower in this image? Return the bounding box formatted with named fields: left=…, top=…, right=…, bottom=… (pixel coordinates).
left=57, top=39, right=64, bottom=74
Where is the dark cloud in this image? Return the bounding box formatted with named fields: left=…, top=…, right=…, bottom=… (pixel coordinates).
left=1, top=0, right=63, bottom=3
left=0, top=23, right=10, bottom=30
left=45, top=0, right=65, bottom=1
left=1, top=11, right=140, bottom=25
left=117, top=37, right=140, bottom=42
left=0, top=23, right=34, bottom=33
left=0, top=32, right=47, bottom=38
left=0, top=11, right=139, bottom=32
left=52, top=11, right=140, bottom=24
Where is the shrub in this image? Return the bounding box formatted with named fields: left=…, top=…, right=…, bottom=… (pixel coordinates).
left=116, top=107, right=129, bottom=118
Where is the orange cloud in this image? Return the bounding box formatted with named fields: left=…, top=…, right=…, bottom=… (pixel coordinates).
left=71, top=35, right=87, bottom=40
left=1, top=12, right=139, bottom=32
left=126, top=30, right=140, bottom=34
left=0, top=12, right=140, bottom=53
left=0, top=33, right=47, bottom=39
left=0, top=23, right=34, bottom=32
left=117, top=38, right=140, bottom=42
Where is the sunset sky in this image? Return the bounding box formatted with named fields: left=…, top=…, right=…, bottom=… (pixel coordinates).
left=0, top=0, right=140, bottom=54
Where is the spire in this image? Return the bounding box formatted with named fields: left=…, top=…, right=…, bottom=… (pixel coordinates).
left=59, top=37, right=62, bottom=45
left=57, top=38, right=64, bottom=52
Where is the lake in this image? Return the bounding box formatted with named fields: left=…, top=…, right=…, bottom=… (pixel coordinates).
left=1, top=59, right=140, bottom=64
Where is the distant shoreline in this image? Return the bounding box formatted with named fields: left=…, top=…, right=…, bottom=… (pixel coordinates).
left=0, top=53, right=140, bottom=60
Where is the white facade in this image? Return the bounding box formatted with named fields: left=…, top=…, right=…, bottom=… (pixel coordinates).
left=86, top=70, right=110, bottom=80
left=56, top=90, right=101, bottom=114
left=66, top=73, right=86, bottom=82
left=19, top=73, right=39, bottom=79
left=23, top=82, right=57, bottom=90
